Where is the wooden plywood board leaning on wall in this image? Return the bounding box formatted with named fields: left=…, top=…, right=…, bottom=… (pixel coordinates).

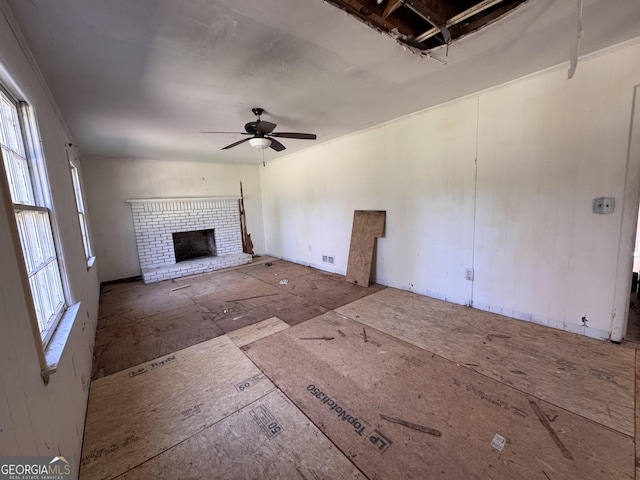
left=346, top=210, right=386, bottom=287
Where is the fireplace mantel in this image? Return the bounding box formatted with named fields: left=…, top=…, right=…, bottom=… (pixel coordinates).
left=126, top=196, right=240, bottom=204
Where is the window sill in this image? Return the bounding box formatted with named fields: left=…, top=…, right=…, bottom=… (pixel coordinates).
left=41, top=302, right=80, bottom=385
left=87, top=256, right=96, bottom=269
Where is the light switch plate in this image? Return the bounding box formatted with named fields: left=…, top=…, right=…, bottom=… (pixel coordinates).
left=465, top=268, right=474, bottom=281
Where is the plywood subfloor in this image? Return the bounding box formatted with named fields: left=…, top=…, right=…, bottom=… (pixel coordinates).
left=335, top=287, right=636, bottom=436
left=92, top=301, right=223, bottom=379
left=87, top=263, right=639, bottom=479
left=228, top=316, right=290, bottom=348
left=119, top=390, right=364, bottom=480
left=243, top=312, right=635, bottom=480
left=237, top=260, right=386, bottom=310
left=80, top=336, right=275, bottom=480
left=93, top=259, right=383, bottom=378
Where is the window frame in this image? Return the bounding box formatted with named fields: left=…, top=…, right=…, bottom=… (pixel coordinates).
left=68, top=154, right=94, bottom=265
left=0, top=84, right=69, bottom=351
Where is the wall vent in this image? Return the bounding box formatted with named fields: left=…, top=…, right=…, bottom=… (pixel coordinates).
left=322, top=255, right=335, bottom=265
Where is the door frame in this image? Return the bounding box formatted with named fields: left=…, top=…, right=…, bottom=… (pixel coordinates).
left=611, top=84, right=640, bottom=342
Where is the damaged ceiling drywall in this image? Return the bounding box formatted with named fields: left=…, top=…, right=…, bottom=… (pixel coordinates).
left=323, top=0, right=528, bottom=53
left=3, top=0, right=640, bottom=164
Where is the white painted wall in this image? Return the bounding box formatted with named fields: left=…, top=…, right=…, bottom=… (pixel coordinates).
left=82, top=157, right=264, bottom=282
left=261, top=98, right=477, bottom=306
left=260, top=40, right=640, bottom=340
left=0, top=3, right=100, bottom=475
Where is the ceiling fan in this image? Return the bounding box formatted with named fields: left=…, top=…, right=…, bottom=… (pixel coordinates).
left=201, top=107, right=317, bottom=152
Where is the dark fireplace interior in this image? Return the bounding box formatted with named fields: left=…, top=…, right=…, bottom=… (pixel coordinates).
left=172, top=229, right=216, bottom=262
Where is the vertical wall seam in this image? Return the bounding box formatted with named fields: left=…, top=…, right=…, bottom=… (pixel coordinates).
left=470, top=96, right=480, bottom=306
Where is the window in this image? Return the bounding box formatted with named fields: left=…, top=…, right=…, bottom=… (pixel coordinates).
left=0, top=87, right=66, bottom=347
left=69, top=158, right=93, bottom=262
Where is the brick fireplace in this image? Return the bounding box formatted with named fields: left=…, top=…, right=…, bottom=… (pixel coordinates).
left=127, top=197, right=252, bottom=283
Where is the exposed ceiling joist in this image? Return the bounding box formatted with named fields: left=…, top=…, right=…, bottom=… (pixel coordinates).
left=382, top=0, right=403, bottom=19
left=326, top=0, right=524, bottom=51
left=404, top=0, right=449, bottom=28
left=415, top=0, right=509, bottom=42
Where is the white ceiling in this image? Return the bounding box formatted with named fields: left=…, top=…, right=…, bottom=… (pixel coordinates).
left=5, top=0, right=640, bottom=164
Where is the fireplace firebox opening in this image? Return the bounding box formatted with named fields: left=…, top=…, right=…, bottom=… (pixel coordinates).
left=172, top=229, right=217, bottom=263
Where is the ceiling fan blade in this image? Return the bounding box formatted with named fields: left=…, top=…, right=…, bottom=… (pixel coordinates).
left=269, top=138, right=286, bottom=152
left=221, top=137, right=252, bottom=150
left=201, top=131, right=250, bottom=135
left=256, top=120, right=277, bottom=134
left=269, top=132, right=317, bottom=140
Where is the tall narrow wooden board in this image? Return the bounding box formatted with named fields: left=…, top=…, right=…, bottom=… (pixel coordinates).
left=335, top=288, right=635, bottom=436
left=120, top=390, right=364, bottom=479
left=345, top=210, right=385, bottom=287
left=243, top=313, right=634, bottom=480
left=228, top=316, right=290, bottom=347
left=80, top=336, right=275, bottom=480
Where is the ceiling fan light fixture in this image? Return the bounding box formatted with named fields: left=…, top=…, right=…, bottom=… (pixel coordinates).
left=204, top=108, right=316, bottom=151
left=249, top=137, right=272, bottom=149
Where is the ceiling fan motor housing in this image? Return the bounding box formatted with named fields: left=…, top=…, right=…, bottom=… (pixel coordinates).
left=244, top=121, right=260, bottom=134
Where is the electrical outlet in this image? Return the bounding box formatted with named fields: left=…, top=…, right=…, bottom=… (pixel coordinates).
left=465, top=268, right=474, bottom=281
left=593, top=197, right=615, bottom=214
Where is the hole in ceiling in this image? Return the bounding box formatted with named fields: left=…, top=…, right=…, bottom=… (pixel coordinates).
left=324, top=0, right=529, bottom=52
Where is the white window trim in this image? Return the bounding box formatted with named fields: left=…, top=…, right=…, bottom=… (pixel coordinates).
left=42, top=302, right=81, bottom=379
left=68, top=153, right=95, bottom=267
left=0, top=159, right=78, bottom=383
left=0, top=85, right=79, bottom=384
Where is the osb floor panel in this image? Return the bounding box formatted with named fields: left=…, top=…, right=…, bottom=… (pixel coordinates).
left=81, top=335, right=276, bottom=480
left=119, top=390, right=364, bottom=480
left=243, top=313, right=635, bottom=480
left=85, top=261, right=639, bottom=479
left=92, top=259, right=382, bottom=378
left=237, top=260, right=386, bottom=310
left=92, top=302, right=224, bottom=379
left=335, top=287, right=636, bottom=437
left=227, top=316, right=290, bottom=348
